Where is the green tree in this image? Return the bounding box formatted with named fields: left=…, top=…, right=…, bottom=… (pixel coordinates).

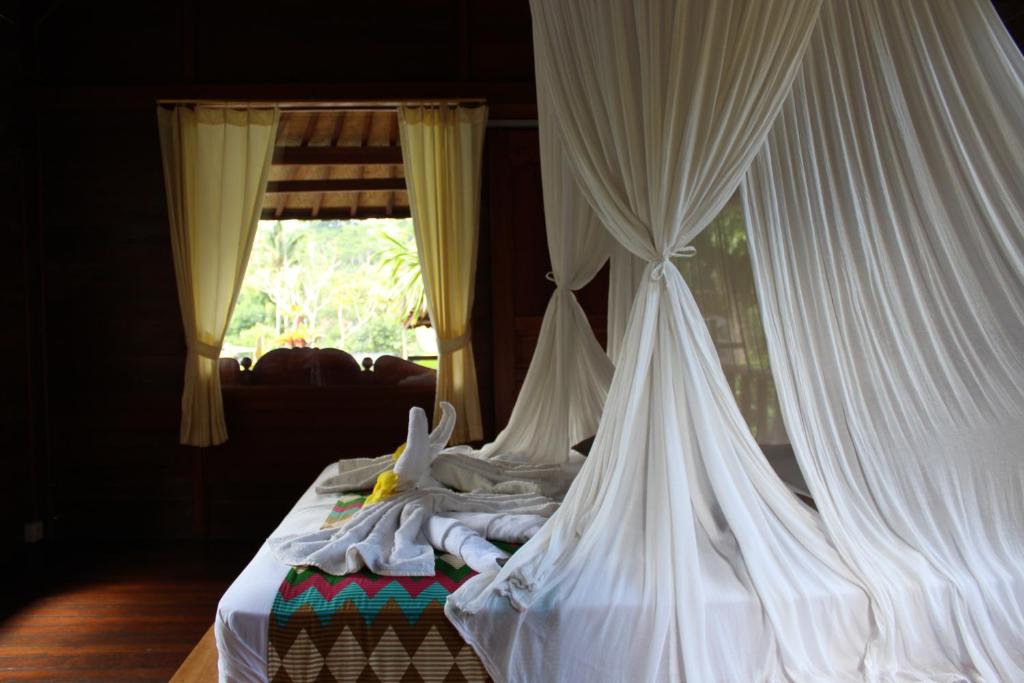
left=224, top=217, right=432, bottom=359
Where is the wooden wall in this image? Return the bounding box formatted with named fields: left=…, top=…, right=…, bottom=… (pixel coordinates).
left=4, top=0, right=548, bottom=547
left=4, top=1, right=1024, bottom=557
left=0, top=4, right=43, bottom=582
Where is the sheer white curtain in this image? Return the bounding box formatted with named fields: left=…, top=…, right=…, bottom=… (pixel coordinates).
left=477, top=83, right=614, bottom=465
left=614, top=202, right=790, bottom=447
left=447, top=3, right=881, bottom=682
left=677, top=198, right=788, bottom=447
left=607, top=243, right=645, bottom=364
left=745, top=0, right=1024, bottom=679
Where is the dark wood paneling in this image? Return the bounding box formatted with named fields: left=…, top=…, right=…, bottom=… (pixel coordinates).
left=17, top=0, right=1024, bottom=553
left=468, top=0, right=536, bottom=82
left=0, top=6, right=47, bottom=586
left=195, top=1, right=462, bottom=84
left=0, top=56, right=30, bottom=578
left=276, top=145, right=403, bottom=166
left=205, top=385, right=434, bottom=539
left=33, top=4, right=186, bottom=85
left=993, top=1, right=1024, bottom=51
left=22, top=0, right=537, bottom=546
left=37, top=103, right=192, bottom=541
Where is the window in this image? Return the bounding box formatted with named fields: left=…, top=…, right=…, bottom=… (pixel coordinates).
left=223, top=108, right=436, bottom=367
left=224, top=218, right=436, bottom=365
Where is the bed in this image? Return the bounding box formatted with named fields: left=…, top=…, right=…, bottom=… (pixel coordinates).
left=215, top=465, right=496, bottom=683
left=210, top=348, right=436, bottom=540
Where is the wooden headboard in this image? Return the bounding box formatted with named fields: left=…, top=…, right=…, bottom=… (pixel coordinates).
left=206, top=349, right=436, bottom=539
left=219, top=347, right=436, bottom=388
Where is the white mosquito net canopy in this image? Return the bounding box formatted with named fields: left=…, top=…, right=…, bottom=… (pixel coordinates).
left=447, top=0, right=1024, bottom=681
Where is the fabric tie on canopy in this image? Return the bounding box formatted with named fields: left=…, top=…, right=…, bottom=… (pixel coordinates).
left=649, top=246, right=697, bottom=281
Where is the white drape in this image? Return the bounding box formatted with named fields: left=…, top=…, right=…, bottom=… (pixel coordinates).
left=607, top=242, right=645, bottom=364
left=478, top=82, right=614, bottom=465
left=677, top=198, right=790, bottom=446
left=158, top=107, right=279, bottom=447
left=744, top=0, right=1024, bottom=679
left=447, top=3, right=880, bottom=682
left=614, top=201, right=792, bottom=448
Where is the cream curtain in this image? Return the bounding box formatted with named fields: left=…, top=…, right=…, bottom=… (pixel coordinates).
left=744, top=0, right=1024, bottom=678
left=447, top=3, right=866, bottom=682
left=157, top=106, right=279, bottom=447
left=476, top=82, right=614, bottom=465
left=399, top=105, right=487, bottom=444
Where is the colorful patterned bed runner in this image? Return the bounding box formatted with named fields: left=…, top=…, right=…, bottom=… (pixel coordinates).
left=268, top=493, right=511, bottom=683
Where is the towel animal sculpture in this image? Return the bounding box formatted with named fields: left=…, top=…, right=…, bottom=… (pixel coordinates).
left=316, top=420, right=585, bottom=499
left=270, top=403, right=559, bottom=576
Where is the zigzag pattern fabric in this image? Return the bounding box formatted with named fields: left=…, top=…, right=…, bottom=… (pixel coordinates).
left=267, top=493, right=514, bottom=682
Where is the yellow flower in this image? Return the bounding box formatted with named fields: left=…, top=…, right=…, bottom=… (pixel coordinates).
left=365, top=470, right=399, bottom=506
left=391, top=442, right=406, bottom=461
left=364, top=442, right=407, bottom=506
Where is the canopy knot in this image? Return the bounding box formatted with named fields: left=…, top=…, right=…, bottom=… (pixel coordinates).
left=649, top=246, right=696, bottom=280
left=544, top=271, right=560, bottom=286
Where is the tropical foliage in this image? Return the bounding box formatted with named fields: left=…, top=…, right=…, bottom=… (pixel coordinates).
left=224, top=218, right=436, bottom=361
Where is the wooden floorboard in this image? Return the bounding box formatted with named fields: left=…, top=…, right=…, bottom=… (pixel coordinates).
left=0, top=541, right=257, bottom=682
left=169, top=626, right=218, bottom=683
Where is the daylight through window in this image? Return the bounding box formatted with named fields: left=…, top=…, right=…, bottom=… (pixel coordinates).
left=224, top=218, right=436, bottom=366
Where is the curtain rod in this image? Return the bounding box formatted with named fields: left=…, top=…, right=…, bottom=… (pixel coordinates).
left=488, top=119, right=538, bottom=129
left=156, top=98, right=487, bottom=109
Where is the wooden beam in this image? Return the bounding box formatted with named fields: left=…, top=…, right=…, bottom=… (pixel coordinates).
left=274, top=146, right=402, bottom=166
left=311, top=112, right=348, bottom=218
left=351, top=113, right=375, bottom=218
left=266, top=178, right=406, bottom=193
left=385, top=166, right=397, bottom=217
left=261, top=206, right=411, bottom=221
left=274, top=112, right=319, bottom=218
left=387, top=115, right=399, bottom=217
left=35, top=82, right=540, bottom=118
left=329, top=113, right=346, bottom=147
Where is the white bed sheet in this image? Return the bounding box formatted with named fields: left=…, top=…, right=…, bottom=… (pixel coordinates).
left=214, top=456, right=811, bottom=683
left=215, top=464, right=337, bottom=683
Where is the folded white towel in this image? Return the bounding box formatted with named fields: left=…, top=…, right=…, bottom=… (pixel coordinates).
left=317, top=448, right=583, bottom=498
left=445, top=511, right=548, bottom=543
left=425, top=515, right=508, bottom=574
left=270, top=487, right=556, bottom=576
left=272, top=403, right=562, bottom=576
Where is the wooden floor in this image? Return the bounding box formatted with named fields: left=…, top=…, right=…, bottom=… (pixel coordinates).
left=0, top=541, right=257, bottom=682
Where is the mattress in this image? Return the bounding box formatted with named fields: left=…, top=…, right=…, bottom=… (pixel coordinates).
left=216, top=458, right=829, bottom=683
left=215, top=466, right=502, bottom=683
